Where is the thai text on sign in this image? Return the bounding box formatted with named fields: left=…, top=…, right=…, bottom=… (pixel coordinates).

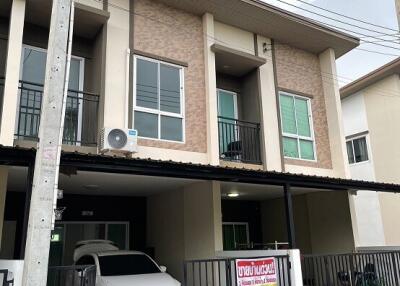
left=235, top=257, right=278, bottom=286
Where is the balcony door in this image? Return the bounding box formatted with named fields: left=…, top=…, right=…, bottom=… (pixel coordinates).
left=217, top=89, right=238, bottom=157
left=17, top=45, right=84, bottom=144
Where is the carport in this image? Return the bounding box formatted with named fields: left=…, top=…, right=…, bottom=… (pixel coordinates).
left=0, top=145, right=400, bottom=285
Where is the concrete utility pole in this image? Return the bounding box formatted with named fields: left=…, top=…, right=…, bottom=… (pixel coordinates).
left=22, top=0, right=73, bottom=285
left=396, top=0, right=400, bottom=30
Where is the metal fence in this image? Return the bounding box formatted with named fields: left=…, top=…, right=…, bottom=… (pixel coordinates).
left=47, top=265, right=96, bottom=286
left=218, top=116, right=262, bottom=164
left=184, top=255, right=291, bottom=286
left=0, top=269, right=13, bottom=286
left=15, top=80, right=99, bottom=146
left=302, top=251, right=400, bottom=286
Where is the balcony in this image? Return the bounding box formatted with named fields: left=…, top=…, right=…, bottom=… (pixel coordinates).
left=218, top=116, right=262, bottom=164
left=15, top=80, right=99, bottom=146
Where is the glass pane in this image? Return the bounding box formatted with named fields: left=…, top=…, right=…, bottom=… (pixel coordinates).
left=353, top=137, right=369, bottom=163
left=346, top=141, right=355, bottom=164
left=160, top=64, right=181, bottom=114
left=223, top=225, right=235, bottom=250
left=295, top=98, right=311, bottom=137
left=280, top=94, right=297, bottom=134
left=299, top=139, right=315, bottom=160
left=21, top=48, right=47, bottom=85
left=234, top=225, right=248, bottom=246
left=134, top=111, right=158, bottom=138
left=283, top=136, right=299, bottom=158
left=136, top=59, right=158, bottom=109
left=107, top=224, right=127, bottom=250
left=218, top=90, right=236, bottom=120
left=160, top=116, right=182, bottom=141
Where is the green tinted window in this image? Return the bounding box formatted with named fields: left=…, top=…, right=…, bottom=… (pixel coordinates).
left=280, top=94, right=297, bottom=134
left=295, top=98, right=311, bottom=137
left=283, top=137, right=299, bottom=158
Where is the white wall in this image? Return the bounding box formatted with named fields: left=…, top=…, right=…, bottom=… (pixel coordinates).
left=341, top=92, right=385, bottom=247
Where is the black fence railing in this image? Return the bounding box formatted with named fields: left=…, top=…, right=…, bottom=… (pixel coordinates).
left=183, top=255, right=291, bottom=286
left=302, top=251, right=400, bottom=286
left=47, top=265, right=96, bottom=286
left=218, top=116, right=262, bottom=164
left=0, top=269, right=13, bottom=286
left=15, top=80, right=99, bottom=146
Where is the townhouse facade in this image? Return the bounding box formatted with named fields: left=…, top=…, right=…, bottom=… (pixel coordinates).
left=341, top=57, right=400, bottom=248
left=0, top=0, right=399, bottom=284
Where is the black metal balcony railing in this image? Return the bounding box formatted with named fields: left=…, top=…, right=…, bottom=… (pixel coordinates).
left=15, top=80, right=99, bottom=146
left=218, top=116, right=262, bottom=164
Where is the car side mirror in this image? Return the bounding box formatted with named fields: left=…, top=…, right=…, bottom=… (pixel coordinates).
left=160, top=266, right=167, bottom=273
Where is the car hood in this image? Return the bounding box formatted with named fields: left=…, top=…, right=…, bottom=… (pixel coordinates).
left=98, top=273, right=180, bottom=286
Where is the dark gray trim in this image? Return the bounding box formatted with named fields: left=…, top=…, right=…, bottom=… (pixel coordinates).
left=133, top=50, right=189, bottom=67
left=271, top=39, right=285, bottom=172
left=128, top=0, right=135, bottom=128
left=103, top=0, right=108, bottom=11
left=279, top=87, right=314, bottom=99
left=346, top=130, right=369, bottom=140
left=284, top=184, right=296, bottom=248
left=253, top=34, right=258, bottom=57
left=20, top=163, right=34, bottom=258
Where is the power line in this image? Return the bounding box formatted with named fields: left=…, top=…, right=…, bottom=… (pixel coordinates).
left=87, top=0, right=400, bottom=98
left=292, top=0, right=400, bottom=34
left=274, top=0, right=400, bottom=51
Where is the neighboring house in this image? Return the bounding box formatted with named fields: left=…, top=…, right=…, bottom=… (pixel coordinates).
left=0, top=0, right=399, bottom=284
left=341, top=57, right=400, bottom=248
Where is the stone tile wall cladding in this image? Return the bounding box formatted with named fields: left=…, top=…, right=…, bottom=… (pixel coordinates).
left=133, top=0, right=207, bottom=153
left=274, top=43, right=333, bottom=169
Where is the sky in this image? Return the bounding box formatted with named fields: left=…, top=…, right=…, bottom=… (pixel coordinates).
left=262, top=0, right=399, bottom=86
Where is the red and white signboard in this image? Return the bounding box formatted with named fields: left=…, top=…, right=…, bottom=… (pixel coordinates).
left=235, top=257, right=278, bottom=286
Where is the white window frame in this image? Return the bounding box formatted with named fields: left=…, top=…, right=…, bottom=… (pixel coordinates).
left=217, top=88, right=238, bottom=120
left=346, top=135, right=369, bottom=165
left=222, top=222, right=250, bottom=249
left=133, top=55, right=185, bottom=143
left=18, top=44, right=85, bottom=145
left=279, top=91, right=317, bottom=162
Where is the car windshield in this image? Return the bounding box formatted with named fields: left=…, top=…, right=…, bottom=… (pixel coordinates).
left=98, top=254, right=161, bottom=276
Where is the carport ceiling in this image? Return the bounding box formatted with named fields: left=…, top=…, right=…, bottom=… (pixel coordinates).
left=8, top=167, right=324, bottom=199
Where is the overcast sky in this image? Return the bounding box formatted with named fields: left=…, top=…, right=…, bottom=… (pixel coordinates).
left=262, top=0, right=399, bottom=86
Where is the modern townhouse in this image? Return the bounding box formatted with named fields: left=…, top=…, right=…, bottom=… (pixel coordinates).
left=0, top=0, right=399, bottom=285
left=341, top=57, right=400, bottom=249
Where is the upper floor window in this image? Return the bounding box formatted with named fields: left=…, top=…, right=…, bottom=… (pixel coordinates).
left=279, top=92, right=316, bottom=161
left=133, top=56, right=184, bottom=142
left=346, top=136, right=369, bottom=164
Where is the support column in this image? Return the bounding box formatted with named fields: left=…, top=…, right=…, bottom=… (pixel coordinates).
left=184, top=181, right=223, bottom=259
left=257, top=36, right=282, bottom=171
left=0, top=167, right=8, bottom=250
left=319, top=48, right=350, bottom=179
left=284, top=184, right=296, bottom=248
left=202, top=13, right=219, bottom=165
left=19, top=163, right=34, bottom=258
left=0, top=0, right=26, bottom=146
left=102, top=0, right=130, bottom=128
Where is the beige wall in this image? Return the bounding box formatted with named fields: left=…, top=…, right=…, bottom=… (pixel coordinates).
left=214, top=21, right=255, bottom=55
left=274, top=43, right=332, bottom=170
left=361, top=74, right=400, bottom=245
left=307, top=191, right=355, bottom=254
left=147, top=181, right=223, bottom=282
left=261, top=191, right=355, bottom=254
left=133, top=0, right=207, bottom=153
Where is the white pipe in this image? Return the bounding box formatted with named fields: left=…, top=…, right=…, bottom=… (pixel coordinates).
left=125, top=48, right=131, bottom=129
left=52, top=0, right=75, bottom=228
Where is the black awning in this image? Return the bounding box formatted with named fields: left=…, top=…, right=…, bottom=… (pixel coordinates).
left=1, top=145, right=399, bottom=193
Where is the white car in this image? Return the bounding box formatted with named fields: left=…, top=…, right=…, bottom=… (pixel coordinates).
left=74, top=241, right=180, bottom=286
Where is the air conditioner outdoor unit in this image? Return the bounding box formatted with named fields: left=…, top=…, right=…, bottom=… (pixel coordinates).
left=100, top=127, right=138, bottom=153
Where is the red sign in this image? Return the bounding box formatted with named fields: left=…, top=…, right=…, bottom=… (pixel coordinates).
left=235, top=257, right=278, bottom=286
